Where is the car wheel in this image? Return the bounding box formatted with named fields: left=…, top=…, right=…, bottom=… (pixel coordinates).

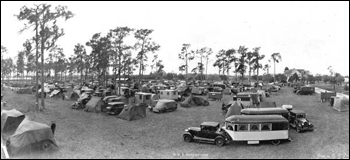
left=42, top=140, right=53, bottom=151
left=271, top=140, right=281, bottom=146
left=183, top=134, right=193, bottom=143
left=215, top=137, right=225, bottom=147
left=296, top=126, right=301, bottom=133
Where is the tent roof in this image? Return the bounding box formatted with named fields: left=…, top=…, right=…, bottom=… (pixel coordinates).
left=1, top=109, right=24, bottom=118
left=14, top=118, right=50, bottom=135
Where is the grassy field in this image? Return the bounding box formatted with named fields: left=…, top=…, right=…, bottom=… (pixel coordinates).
left=1, top=86, right=349, bottom=159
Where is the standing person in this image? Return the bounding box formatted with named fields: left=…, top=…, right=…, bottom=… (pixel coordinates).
left=50, top=121, right=56, bottom=135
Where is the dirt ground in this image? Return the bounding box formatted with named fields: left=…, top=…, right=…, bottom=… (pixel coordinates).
left=1, top=86, right=349, bottom=159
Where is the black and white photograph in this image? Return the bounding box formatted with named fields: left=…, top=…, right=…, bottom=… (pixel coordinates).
left=1, top=1, right=349, bottom=159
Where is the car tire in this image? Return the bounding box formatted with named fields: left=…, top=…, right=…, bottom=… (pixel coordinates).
left=215, top=137, right=225, bottom=147
left=296, top=126, right=301, bottom=133
left=42, top=140, right=53, bottom=151
left=183, top=134, right=193, bottom=143
left=271, top=140, right=281, bottom=146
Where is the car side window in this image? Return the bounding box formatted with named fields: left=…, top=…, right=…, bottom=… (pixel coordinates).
left=209, top=127, right=217, bottom=132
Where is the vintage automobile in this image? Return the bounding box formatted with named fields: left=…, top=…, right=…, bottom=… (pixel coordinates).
left=288, top=110, right=314, bottom=133
left=295, top=86, right=315, bottom=95
left=71, top=92, right=92, bottom=109
left=159, top=90, right=181, bottom=101
left=183, top=122, right=229, bottom=147
left=106, top=102, right=126, bottom=115
left=5, top=118, right=58, bottom=155
left=191, top=87, right=207, bottom=95
left=134, top=92, right=157, bottom=108
left=151, top=99, right=178, bottom=113
left=207, top=92, right=223, bottom=101
left=232, top=94, right=253, bottom=108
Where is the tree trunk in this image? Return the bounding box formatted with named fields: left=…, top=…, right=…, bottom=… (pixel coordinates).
left=248, top=61, right=251, bottom=84
left=206, top=58, right=208, bottom=80
left=40, top=21, right=45, bottom=110
left=273, top=61, right=276, bottom=83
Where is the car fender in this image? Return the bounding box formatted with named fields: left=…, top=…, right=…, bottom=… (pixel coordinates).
left=183, top=132, right=193, bottom=137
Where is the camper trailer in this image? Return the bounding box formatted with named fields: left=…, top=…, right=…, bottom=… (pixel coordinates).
left=134, top=92, right=155, bottom=107
left=159, top=90, right=180, bottom=101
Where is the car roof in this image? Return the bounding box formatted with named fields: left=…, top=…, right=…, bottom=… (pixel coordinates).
left=135, top=92, right=153, bottom=95
left=159, top=90, right=176, bottom=92
left=290, top=110, right=305, bottom=114
left=201, top=122, right=220, bottom=127
left=225, top=115, right=288, bottom=123
left=108, top=102, right=125, bottom=105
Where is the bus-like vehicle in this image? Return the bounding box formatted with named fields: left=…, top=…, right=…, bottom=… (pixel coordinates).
left=223, top=115, right=290, bottom=145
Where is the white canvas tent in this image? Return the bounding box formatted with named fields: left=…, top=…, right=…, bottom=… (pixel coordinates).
left=333, top=96, right=349, bottom=112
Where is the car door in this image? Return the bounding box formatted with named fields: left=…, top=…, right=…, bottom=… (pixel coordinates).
left=197, top=126, right=210, bottom=139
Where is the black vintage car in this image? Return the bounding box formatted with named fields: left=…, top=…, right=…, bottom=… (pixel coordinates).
left=106, top=102, right=126, bottom=115
left=295, top=86, right=315, bottom=95
left=183, top=122, right=229, bottom=147
left=289, top=110, right=314, bottom=133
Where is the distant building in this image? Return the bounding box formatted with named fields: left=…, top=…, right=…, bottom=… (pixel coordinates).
left=284, top=69, right=310, bottom=82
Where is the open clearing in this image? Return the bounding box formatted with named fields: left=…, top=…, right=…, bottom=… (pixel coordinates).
left=1, top=86, right=349, bottom=159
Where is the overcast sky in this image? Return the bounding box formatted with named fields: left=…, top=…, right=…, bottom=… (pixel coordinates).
left=1, top=1, right=349, bottom=76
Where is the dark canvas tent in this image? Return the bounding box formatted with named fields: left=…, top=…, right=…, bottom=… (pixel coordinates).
left=73, top=85, right=82, bottom=90
left=225, top=102, right=243, bottom=118
left=7, top=118, right=58, bottom=155
left=141, top=85, right=149, bottom=93
left=180, top=94, right=209, bottom=108
left=117, top=103, right=147, bottom=121
left=85, top=97, right=104, bottom=112
left=257, top=102, right=277, bottom=108
left=16, top=87, right=32, bottom=94
left=67, top=91, right=80, bottom=101
left=1, top=109, right=25, bottom=133
left=223, top=88, right=232, bottom=95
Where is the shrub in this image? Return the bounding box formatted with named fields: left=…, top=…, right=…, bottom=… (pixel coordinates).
left=345, top=85, right=349, bottom=91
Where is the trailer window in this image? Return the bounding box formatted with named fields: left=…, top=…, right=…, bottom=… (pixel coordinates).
left=272, top=122, right=289, bottom=130
left=250, top=124, right=260, bottom=131
left=261, top=123, right=272, bottom=131
left=238, top=124, right=248, bottom=131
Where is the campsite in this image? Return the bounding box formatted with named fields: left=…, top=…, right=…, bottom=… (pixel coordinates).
left=1, top=85, right=349, bottom=159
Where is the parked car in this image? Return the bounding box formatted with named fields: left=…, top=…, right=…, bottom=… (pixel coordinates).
left=106, top=102, right=126, bottom=115
left=295, top=86, right=315, bottom=95
left=232, top=95, right=253, bottom=108
left=183, top=122, right=229, bottom=147
left=6, top=118, right=58, bottom=155
left=151, top=99, right=177, bottom=113
left=288, top=110, right=314, bottom=133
